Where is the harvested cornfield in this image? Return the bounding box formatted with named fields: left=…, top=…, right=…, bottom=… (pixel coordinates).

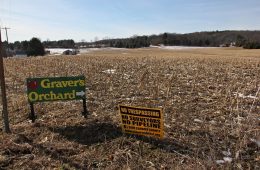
left=0, top=47, right=259, bottom=169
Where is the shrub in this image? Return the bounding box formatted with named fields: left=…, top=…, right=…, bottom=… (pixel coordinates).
left=243, top=41, right=260, bottom=49
left=27, top=37, right=45, bottom=56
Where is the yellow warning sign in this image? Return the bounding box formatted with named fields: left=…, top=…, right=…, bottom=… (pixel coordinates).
left=119, top=105, right=164, bottom=139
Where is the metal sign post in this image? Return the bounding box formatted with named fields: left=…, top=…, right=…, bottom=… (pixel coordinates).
left=0, top=27, right=11, bottom=133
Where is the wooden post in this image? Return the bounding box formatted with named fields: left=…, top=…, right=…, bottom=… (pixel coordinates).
left=29, top=103, right=36, bottom=123
left=0, top=27, right=11, bottom=133
left=82, top=98, right=89, bottom=118
left=1, top=27, right=10, bottom=57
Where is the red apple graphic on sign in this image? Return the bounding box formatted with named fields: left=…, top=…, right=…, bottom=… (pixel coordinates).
left=28, top=80, right=38, bottom=90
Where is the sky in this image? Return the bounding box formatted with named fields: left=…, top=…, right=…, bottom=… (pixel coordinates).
left=0, top=0, right=260, bottom=42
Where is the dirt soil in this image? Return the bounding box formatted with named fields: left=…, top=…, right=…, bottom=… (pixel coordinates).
left=0, top=47, right=259, bottom=169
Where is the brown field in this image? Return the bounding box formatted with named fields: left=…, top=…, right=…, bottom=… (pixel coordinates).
left=0, top=47, right=259, bottom=169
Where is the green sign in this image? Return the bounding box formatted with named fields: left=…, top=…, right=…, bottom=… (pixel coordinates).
left=27, top=76, right=86, bottom=103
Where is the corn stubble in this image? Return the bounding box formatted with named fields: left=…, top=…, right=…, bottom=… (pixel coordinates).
left=0, top=48, right=259, bottom=169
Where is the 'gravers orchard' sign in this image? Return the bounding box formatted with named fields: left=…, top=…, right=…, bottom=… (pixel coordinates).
left=26, top=76, right=88, bottom=122
left=27, top=76, right=86, bottom=103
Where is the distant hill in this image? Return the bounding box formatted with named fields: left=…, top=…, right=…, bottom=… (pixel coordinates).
left=83, top=30, right=260, bottom=49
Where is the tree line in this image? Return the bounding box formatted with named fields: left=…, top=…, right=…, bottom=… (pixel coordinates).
left=2, top=38, right=45, bottom=56
left=87, top=30, right=260, bottom=49
left=2, top=30, right=260, bottom=57
left=3, top=39, right=75, bottom=56
left=42, top=39, right=75, bottom=48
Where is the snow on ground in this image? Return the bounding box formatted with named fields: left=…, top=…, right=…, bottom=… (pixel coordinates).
left=79, top=48, right=100, bottom=54
left=102, top=69, right=116, bottom=74
left=46, top=48, right=73, bottom=55
left=152, top=45, right=219, bottom=50
left=80, top=47, right=128, bottom=54
left=233, top=92, right=258, bottom=99
left=45, top=46, right=221, bottom=56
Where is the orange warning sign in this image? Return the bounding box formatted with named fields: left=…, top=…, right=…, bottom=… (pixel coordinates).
left=119, top=105, right=164, bottom=139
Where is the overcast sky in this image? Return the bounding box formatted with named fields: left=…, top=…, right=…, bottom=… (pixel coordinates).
left=1, top=0, right=260, bottom=42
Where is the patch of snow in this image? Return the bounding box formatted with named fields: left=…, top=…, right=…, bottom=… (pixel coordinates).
left=216, top=157, right=232, bottom=164
left=216, top=160, right=225, bottom=164
left=233, top=92, right=258, bottom=99
left=106, top=47, right=128, bottom=50
left=46, top=48, right=73, bottom=55
left=223, top=157, right=232, bottom=163
left=157, top=45, right=218, bottom=50
left=194, top=119, right=203, bottom=123
left=79, top=47, right=128, bottom=54
left=222, top=150, right=231, bottom=156
left=79, top=48, right=100, bottom=53
left=247, top=95, right=258, bottom=99
left=126, top=97, right=136, bottom=101
left=102, top=69, right=116, bottom=74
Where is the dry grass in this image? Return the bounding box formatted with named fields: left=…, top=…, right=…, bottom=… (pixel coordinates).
left=0, top=47, right=259, bottom=169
